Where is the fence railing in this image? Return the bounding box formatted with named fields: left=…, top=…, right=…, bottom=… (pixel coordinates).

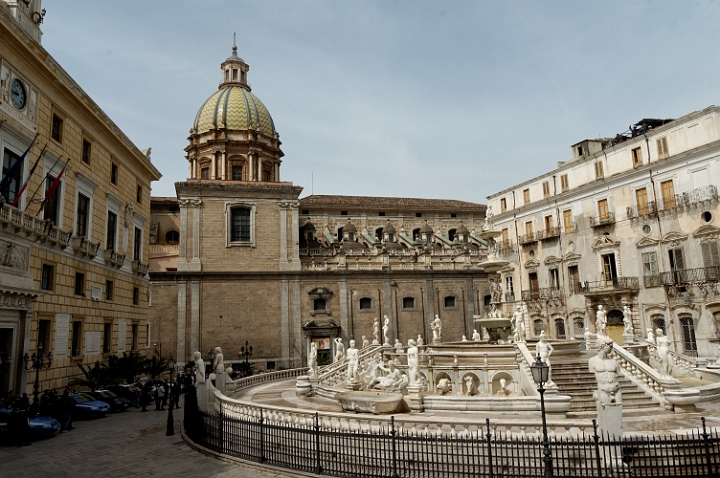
left=537, top=227, right=561, bottom=241
left=660, top=267, right=720, bottom=285
left=579, top=277, right=640, bottom=293
left=185, top=403, right=720, bottom=478
left=521, top=287, right=564, bottom=303
left=589, top=212, right=615, bottom=228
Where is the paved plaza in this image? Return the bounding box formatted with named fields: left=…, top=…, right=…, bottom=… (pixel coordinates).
left=0, top=404, right=313, bottom=478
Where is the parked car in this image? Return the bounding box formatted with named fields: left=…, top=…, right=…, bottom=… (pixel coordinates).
left=90, top=390, right=130, bottom=412
left=0, top=408, right=61, bottom=439
left=67, top=393, right=110, bottom=419
left=107, top=384, right=136, bottom=401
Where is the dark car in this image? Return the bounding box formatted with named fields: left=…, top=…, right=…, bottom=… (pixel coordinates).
left=90, top=390, right=130, bottom=412
left=68, top=393, right=110, bottom=419
left=107, top=384, right=136, bottom=401
left=0, top=407, right=61, bottom=439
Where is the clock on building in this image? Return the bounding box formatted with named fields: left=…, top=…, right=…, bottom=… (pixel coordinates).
left=11, top=79, right=26, bottom=110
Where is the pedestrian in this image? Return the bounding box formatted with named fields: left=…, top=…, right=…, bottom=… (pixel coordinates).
left=155, top=381, right=166, bottom=411
left=19, top=393, right=30, bottom=411
left=61, top=393, right=74, bottom=431
left=134, top=380, right=142, bottom=409
left=172, top=378, right=181, bottom=409
left=141, top=380, right=152, bottom=412
left=9, top=406, right=31, bottom=446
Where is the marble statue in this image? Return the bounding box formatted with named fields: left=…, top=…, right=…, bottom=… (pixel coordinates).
left=588, top=336, right=622, bottom=407
left=308, top=342, right=318, bottom=378
left=535, top=332, right=555, bottom=385
left=512, top=305, right=526, bottom=342
left=472, top=329, right=481, bottom=341
left=483, top=204, right=494, bottom=231
left=193, top=351, right=206, bottom=384
left=521, top=302, right=529, bottom=329
left=417, top=335, right=424, bottom=346
left=461, top=335, right=468, bottom=342
left=362, top=335, right=370, bottom=348
left=436, top=377, right=452, bottom=395
left=363, top=354, right=383, bottom=389
left=372, top=318, right=380, bottom=345
left=382, top=316, right=391, bottom=346
left=595, top=305, right=607, bottom=337
left=623, top=306, right=634, bottom=334
left=656, top=329, right=671, bottom=378
left=646, top=328, right=655, bottom=344
left=490, top=280, right=502, bottom=303
left=393, top=339, right=403, bottom=363
left=213, top=347, right=225, bottom=374
left=431, top=315, right=442, bottom=343
left=464, top=376, right=476, bottom=396
left=499, top=378, right=508, bottom=395
left=334, top=338, right=345, bottom=362
left=584, top=327, right=592, bottom=348
left=373, top=362, right=408, bottom=392
left=406, top=339, right=419, bottom=385
left=346, top=340, right=359, bottom=382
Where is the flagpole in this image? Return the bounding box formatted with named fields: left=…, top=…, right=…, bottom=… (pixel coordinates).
left=12, top=144, right=47, bottom=208
left=24, top=154, right=63, bottom=212
left=37, top=157, right=71, bottom=217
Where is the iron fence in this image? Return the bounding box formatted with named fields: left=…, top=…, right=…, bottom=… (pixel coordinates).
left=184, top=400, right=719, bottom=477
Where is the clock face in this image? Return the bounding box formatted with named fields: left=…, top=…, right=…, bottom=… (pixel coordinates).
left=11, top=79, right=27, bottom=110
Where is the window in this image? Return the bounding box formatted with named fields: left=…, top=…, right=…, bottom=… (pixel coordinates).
left=573, top=318, right=585, bottom=336
left=525, top=221, right=533, bottom=237
left=82, top=139, right=91, bottom=164
left=560, top=174, right=569, bottom=192
left=38, top=319, right=51, bottom=353
left=41, top=263, right=54, bottom=291
left=133, top=287, right=139, bottom=305
left=701, top=242, right=720, bottom=268
left=110, top=163, right=118, bottom=185
left=74, top=272, right=85, bottom=296
left=632, top=147, right=643, bottom=168
left=577, top=145, right=584, bottom=156
left=501, top=228, right=509, bottom=248
left=43, top=174, right=62, bottom=225
left=2, top=149, right=22, bottom=205
left=555, top=319, right=566, bottom=339
left=51, top=114, right=63, bottom=143
left=568, top=266, right=580, bottom=294
left=201, top=168, right=209, bottom=179
left=505, top=276, right=514, bottom=300
left=230, top=207, right=251, bottom=242
left=71, top=320, right=82, bottom=357
left=533, top=319, right=544, bottom=337
left=375, top=227, right=384, bottom=241
left=542, top=181, right=550, bottom=198
left=597, top=199, right=609, bottom=221
left=500, top=198, right=507, bottom=212
left=232, top=165, right=243, bottom=180
left=549, top=269, right=560, bottom=289
left=415, top=212, right=422, bottom=218
left=106, top=210, right=118, bottom=250
left=359, top=298, right=372, bottom=310
left=133, top=226, right=142, bottom=261
left=660, top=180, right=676, bottom=210
left=402, top=297, right=415, bottom=309
left=105, top=280, right=113, bottom=301
left=131, top=324, right=138, bottom=351
left=595, top=161, right=604, bottom=180
left=636, top=188, right=649, bottom=216
left=563, top=209, right=573, bottom=233
left=680, top=315, right=697, bottom=356
left=76, top=193, right=90, bottom=237
left=651, top=315, right=666, bottom=334
left=657, top=137, right=669, bottom=159
left=601, top=254, right=617, bottom=281
left=136, top=184, right=142, bottom=203
left=232, top=68, right=238, bottom=80
left=669, top=247, right=685, bottom=271
left=642, top=252, right=658, bottom=277
left=544, top=215, right=553, bottom=233
left=444, top=296, right=457, bottom=308
left=313, top=298, right=326, bottom=312
left=379, top=212, right=386, bottom=217
left=103, top=322, right=112, bottom=354
left=165, top=230, right=179, bottom=244
left=523, top=189, right=530, bottom=205
left=341, top=211, right=348, bottom=216
left=448, top=228, right=457, bottom=241
left=263, top=170, right=270, bottom=182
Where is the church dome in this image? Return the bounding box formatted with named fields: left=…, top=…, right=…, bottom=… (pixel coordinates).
left=192, top=86, right=276, bottom=137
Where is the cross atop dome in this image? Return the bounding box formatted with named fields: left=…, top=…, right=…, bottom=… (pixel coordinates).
left=220, top=33, right=250, bottom=91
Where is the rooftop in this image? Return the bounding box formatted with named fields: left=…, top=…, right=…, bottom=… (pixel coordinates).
left=299, top=195, right=486, bottom=212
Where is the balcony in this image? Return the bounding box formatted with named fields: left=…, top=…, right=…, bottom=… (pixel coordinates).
left=103, top=249, right=126, bottom=268
left=627, top=186, right=719, bottom=221
left=71, top=236, right=100, bottom=259
left=0, top=202, right=72, bottom=247
left=504, top=291, right=515, bottom=301
left=537, top=227, right=560, bottom=241
left=132, top=260, right=150, bottom=275
left=580, top=277, right=639, bottom=294
left=626, top=202, right=658, bottom=220
left=564, top=222, right=577, bottom=234
left=518, top=232, right=537, bottom=245
left=521, top=287, right=564, bottom=303
left=660, top=267, right=720, bottom=286
left=497, top=240, right=516, bottom=255
left=589, top=212, right=615, bottom=228
left=643, top=275, right=663, bottom=288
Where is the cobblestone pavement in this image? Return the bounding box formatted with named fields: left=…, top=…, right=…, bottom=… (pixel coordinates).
left=0, top=404, right=314, bottom=478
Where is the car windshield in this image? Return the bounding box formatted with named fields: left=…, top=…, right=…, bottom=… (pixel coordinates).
left=102, top=391, right=119, bottom=398
left=74, top=394, right=96, bottom=403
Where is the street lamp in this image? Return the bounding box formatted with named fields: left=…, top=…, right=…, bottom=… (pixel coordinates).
left=240, top=341, right=253, bottom=363
left=530, top=354, right=553, bottom=478
left=24, top=344, right=53, bottom=403
left=166, top=355, right=175, bottom=436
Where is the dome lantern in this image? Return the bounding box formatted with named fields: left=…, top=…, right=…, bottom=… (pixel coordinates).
left=220, top=35, right=250, bottom=91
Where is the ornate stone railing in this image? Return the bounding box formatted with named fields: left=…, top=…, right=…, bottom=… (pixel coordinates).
left=610, top=343, right=679, bottom=407
left=643, top=342, right=710, bottom=374
left=316, top=344, right=384, bottom=390
left=71, top=236, right=100, bottom=259
left=515, top=342, right=541, bottom=398
left=229, top=367, right=310, bottom=393
left=0, top=202, right=72, bottom=247
left=103, top=249, right=126, bottom=268
left=132, top=260, right=150, bottom=275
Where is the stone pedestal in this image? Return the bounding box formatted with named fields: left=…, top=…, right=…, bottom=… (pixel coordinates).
left=405, top=384, right=424, bottom=412
left=345, top=380, right=362, bottom=391
left=597, top=402, right=622, bottom=438
left=214, top=371, right=226, bottom=394
left=196, top=381, right=209, bottom=411
left=296, top=375, right=312, bottom=397
left=622, top=333, right=635, bottom=345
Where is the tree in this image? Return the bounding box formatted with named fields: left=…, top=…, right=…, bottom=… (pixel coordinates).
left=70, top=361, right=114, bottom=391
left=143, top=355, right=170, bottom=379
left=108, top=352, right=149, bottom=384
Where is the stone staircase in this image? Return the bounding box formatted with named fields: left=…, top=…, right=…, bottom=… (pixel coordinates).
left=551, top=351, right=661, bottom=415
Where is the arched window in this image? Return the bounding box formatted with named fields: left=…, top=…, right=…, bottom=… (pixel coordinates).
left=402, top=297, right=415, bottom=309
left=412, top=228, right=421, bottom=241
left=651, top=314, right=666, bottom=334
left=555, top=319, right=566, bottom=339
left=444, top=296, right=457, bottom=308
left=533, top=319, right=544, bottom=337
left=336, top=227, right=343, bottom=242
left=375, top=227, right=384, bottom=241
left=448, top=228, right=457, bottom=241
left=715, top=312, right=720, bottom=332
left=165, top=230, right=179, bottom=244
left=680, top=314, right=697, bottom=356
left=573, top=317, right=585, bottom=337
left=313, top=298, right=327, bottom=312
left=359, top=297, right=372, bottom=310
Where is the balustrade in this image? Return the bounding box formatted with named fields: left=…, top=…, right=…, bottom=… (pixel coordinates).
left=0, top=202, right=72, bottom=247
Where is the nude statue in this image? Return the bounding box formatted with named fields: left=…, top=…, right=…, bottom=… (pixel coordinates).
left=656, top=329, right=671, bottom=378
left=213, top=347, right=224, bottom=374
left=193, top=351, right=206, bottom=384
left=346, top=340, right=359, bottom=381
left=472, top=329, right=481, bottom=341
left=373, top=362, right=407, bottom=392
left=372, top=318, right=380, bottom=345
left=535, top=332, right=555, bottom=385
left=595, top=305, right=607, bottom=337
left=623, top=306, right=634, bottom=334
left=382, top=315, right=391, bottom=345
left=464, top=376, right=475, bottom=396
left=588, top=336, right=622, bottom=407
left=406, top=339, right=419, bottom=385
left=512, top=305, right=526, bottom=342
left=362, top=335, right=370, bottom=348
left=417, top=335, right=424, bottom=346
left=334, top=338, right=345, bottom=362
left=393, top=338, right=403, bottom=363
left=431, top=315, right=442, bottom=343
left=646, top=328, right=655, bottom=344
left=461, top=335, right=468, bottom=342
left=308, top=342, right=318, bottom=378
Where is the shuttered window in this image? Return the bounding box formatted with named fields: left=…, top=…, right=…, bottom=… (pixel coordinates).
left=701, top=242, right=720, bottom=267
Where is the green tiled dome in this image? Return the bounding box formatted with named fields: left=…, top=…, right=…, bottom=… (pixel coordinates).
left=192, top=85, right=276, bottom=137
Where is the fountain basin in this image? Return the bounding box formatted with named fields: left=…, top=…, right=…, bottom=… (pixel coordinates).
left=335, top=391, right=406, bottom=414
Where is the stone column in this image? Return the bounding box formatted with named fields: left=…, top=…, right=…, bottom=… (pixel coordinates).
left=339, top=279, right=349, bottom=340
left=275, top=161, right=280, bottom=182
left=177, top=281, right=187, bottom=362
left=249, top=152, right=254, bottom=181
left=257, top=156, right=264, bottom=181
left=211, top=152, right=217, bottom=179
left=279, top=202, right=289, bottom=269
left=178, top=199, right=189, bottom=269
left=383, top=280, right=394, bottom=342
left=292, top=279, right=302, bottom=368
left=425, top=279, right=435, bottom=338
left=281, top=279, right=290, bottom=368
left=221, top=151, right=226, bottom=180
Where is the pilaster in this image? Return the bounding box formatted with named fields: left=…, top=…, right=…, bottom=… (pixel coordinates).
left=177, top=281, right=187, bottom=362
left=279, top=202, right=289, bottom=269
left=190, top=281, right=200, bottom=354
left=177, top=199, right=189, bottom=268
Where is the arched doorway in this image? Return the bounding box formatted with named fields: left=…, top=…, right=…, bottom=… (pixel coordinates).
left=607, top=308, right=624, bottom=344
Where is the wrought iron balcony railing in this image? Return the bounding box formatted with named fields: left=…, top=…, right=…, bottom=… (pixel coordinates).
left=537, top=227, right=561, bottom=241
left=660, top=267, right=720, bottom=285
left=644, top=275, right=663, bottom=288
left=627, top=202, right=658, bottom=220
left=521, top=287, right=564, bottom=302
left=518, top=232, right=537, bottom=245
left=589, top=212, right=615, bottom=227
left=580, top=277, right=639, bottom=293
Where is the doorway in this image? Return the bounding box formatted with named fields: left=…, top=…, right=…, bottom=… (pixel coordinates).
left=606, top=309, right=624, bottom=344
left=0, top=328, right=14, bottom=394
left=528, top=273, right=539, bottom=299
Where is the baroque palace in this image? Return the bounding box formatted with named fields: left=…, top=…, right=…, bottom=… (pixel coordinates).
left=0, top=0, right=161, bottom=395
left=148, top=45, right=493, bottom=370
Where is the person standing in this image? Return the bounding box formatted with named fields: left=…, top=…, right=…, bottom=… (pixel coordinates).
left=141, top=380, right=152, bottom=412
left=172, top=378, right=181, bottom=409
left=134, top=380, right=143, bottom=409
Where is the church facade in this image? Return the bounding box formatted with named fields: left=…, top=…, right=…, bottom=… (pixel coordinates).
left=148, top=46, right=495, bottom=370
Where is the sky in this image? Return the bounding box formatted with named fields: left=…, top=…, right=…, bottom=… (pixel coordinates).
left=41, top=0, right=720, bottom=203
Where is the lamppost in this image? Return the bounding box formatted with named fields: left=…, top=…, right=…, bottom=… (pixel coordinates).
left=166, top=355, right=175, bottom=436
left=24, top=344, right=53, bottom=403
left=530, top=354, right=553, bottom=478
left=240, top=341, right=253, bottom=363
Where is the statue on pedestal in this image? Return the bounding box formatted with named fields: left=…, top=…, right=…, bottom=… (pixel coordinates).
left=596, top=305, right=607, bottom=337
left=623, top=306, right=634, bottom=334
left=213, top=347, right=225, bottom=374
left=588, top=336, right=622, bottom=437
left=383, top=316, right=391, bottom=346
left=417, top=335, right=424, bottom=346
left=361, top=335, right=370, bottom=348
left=535, top=332, right=554, bottom=386
left=512, top=305, right=526, bottom=342
left=406, top=339, right=419, bottom=385
left=393, top=339, right=403, bottom=363
left=656, top=329, right=672, bottom=378
left=431, top=315, right=442, bottom=343
left=372, top=318, right=380, bottom=345
left=472, top=329, right=481, bottom=341
left=193, top=351, right=205, bottom=384
left=346, top=340, right=359, bottom=382
left=308, top=342, right=318, bottom=378
left=646, top=328, right=655, bottom=344
left=334, top=338, right=345, bottom=362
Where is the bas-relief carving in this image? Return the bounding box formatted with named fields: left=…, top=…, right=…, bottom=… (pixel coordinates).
left=0, top=292, right=34, bottom=310
left=0, top=241, right=29, bottom=271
